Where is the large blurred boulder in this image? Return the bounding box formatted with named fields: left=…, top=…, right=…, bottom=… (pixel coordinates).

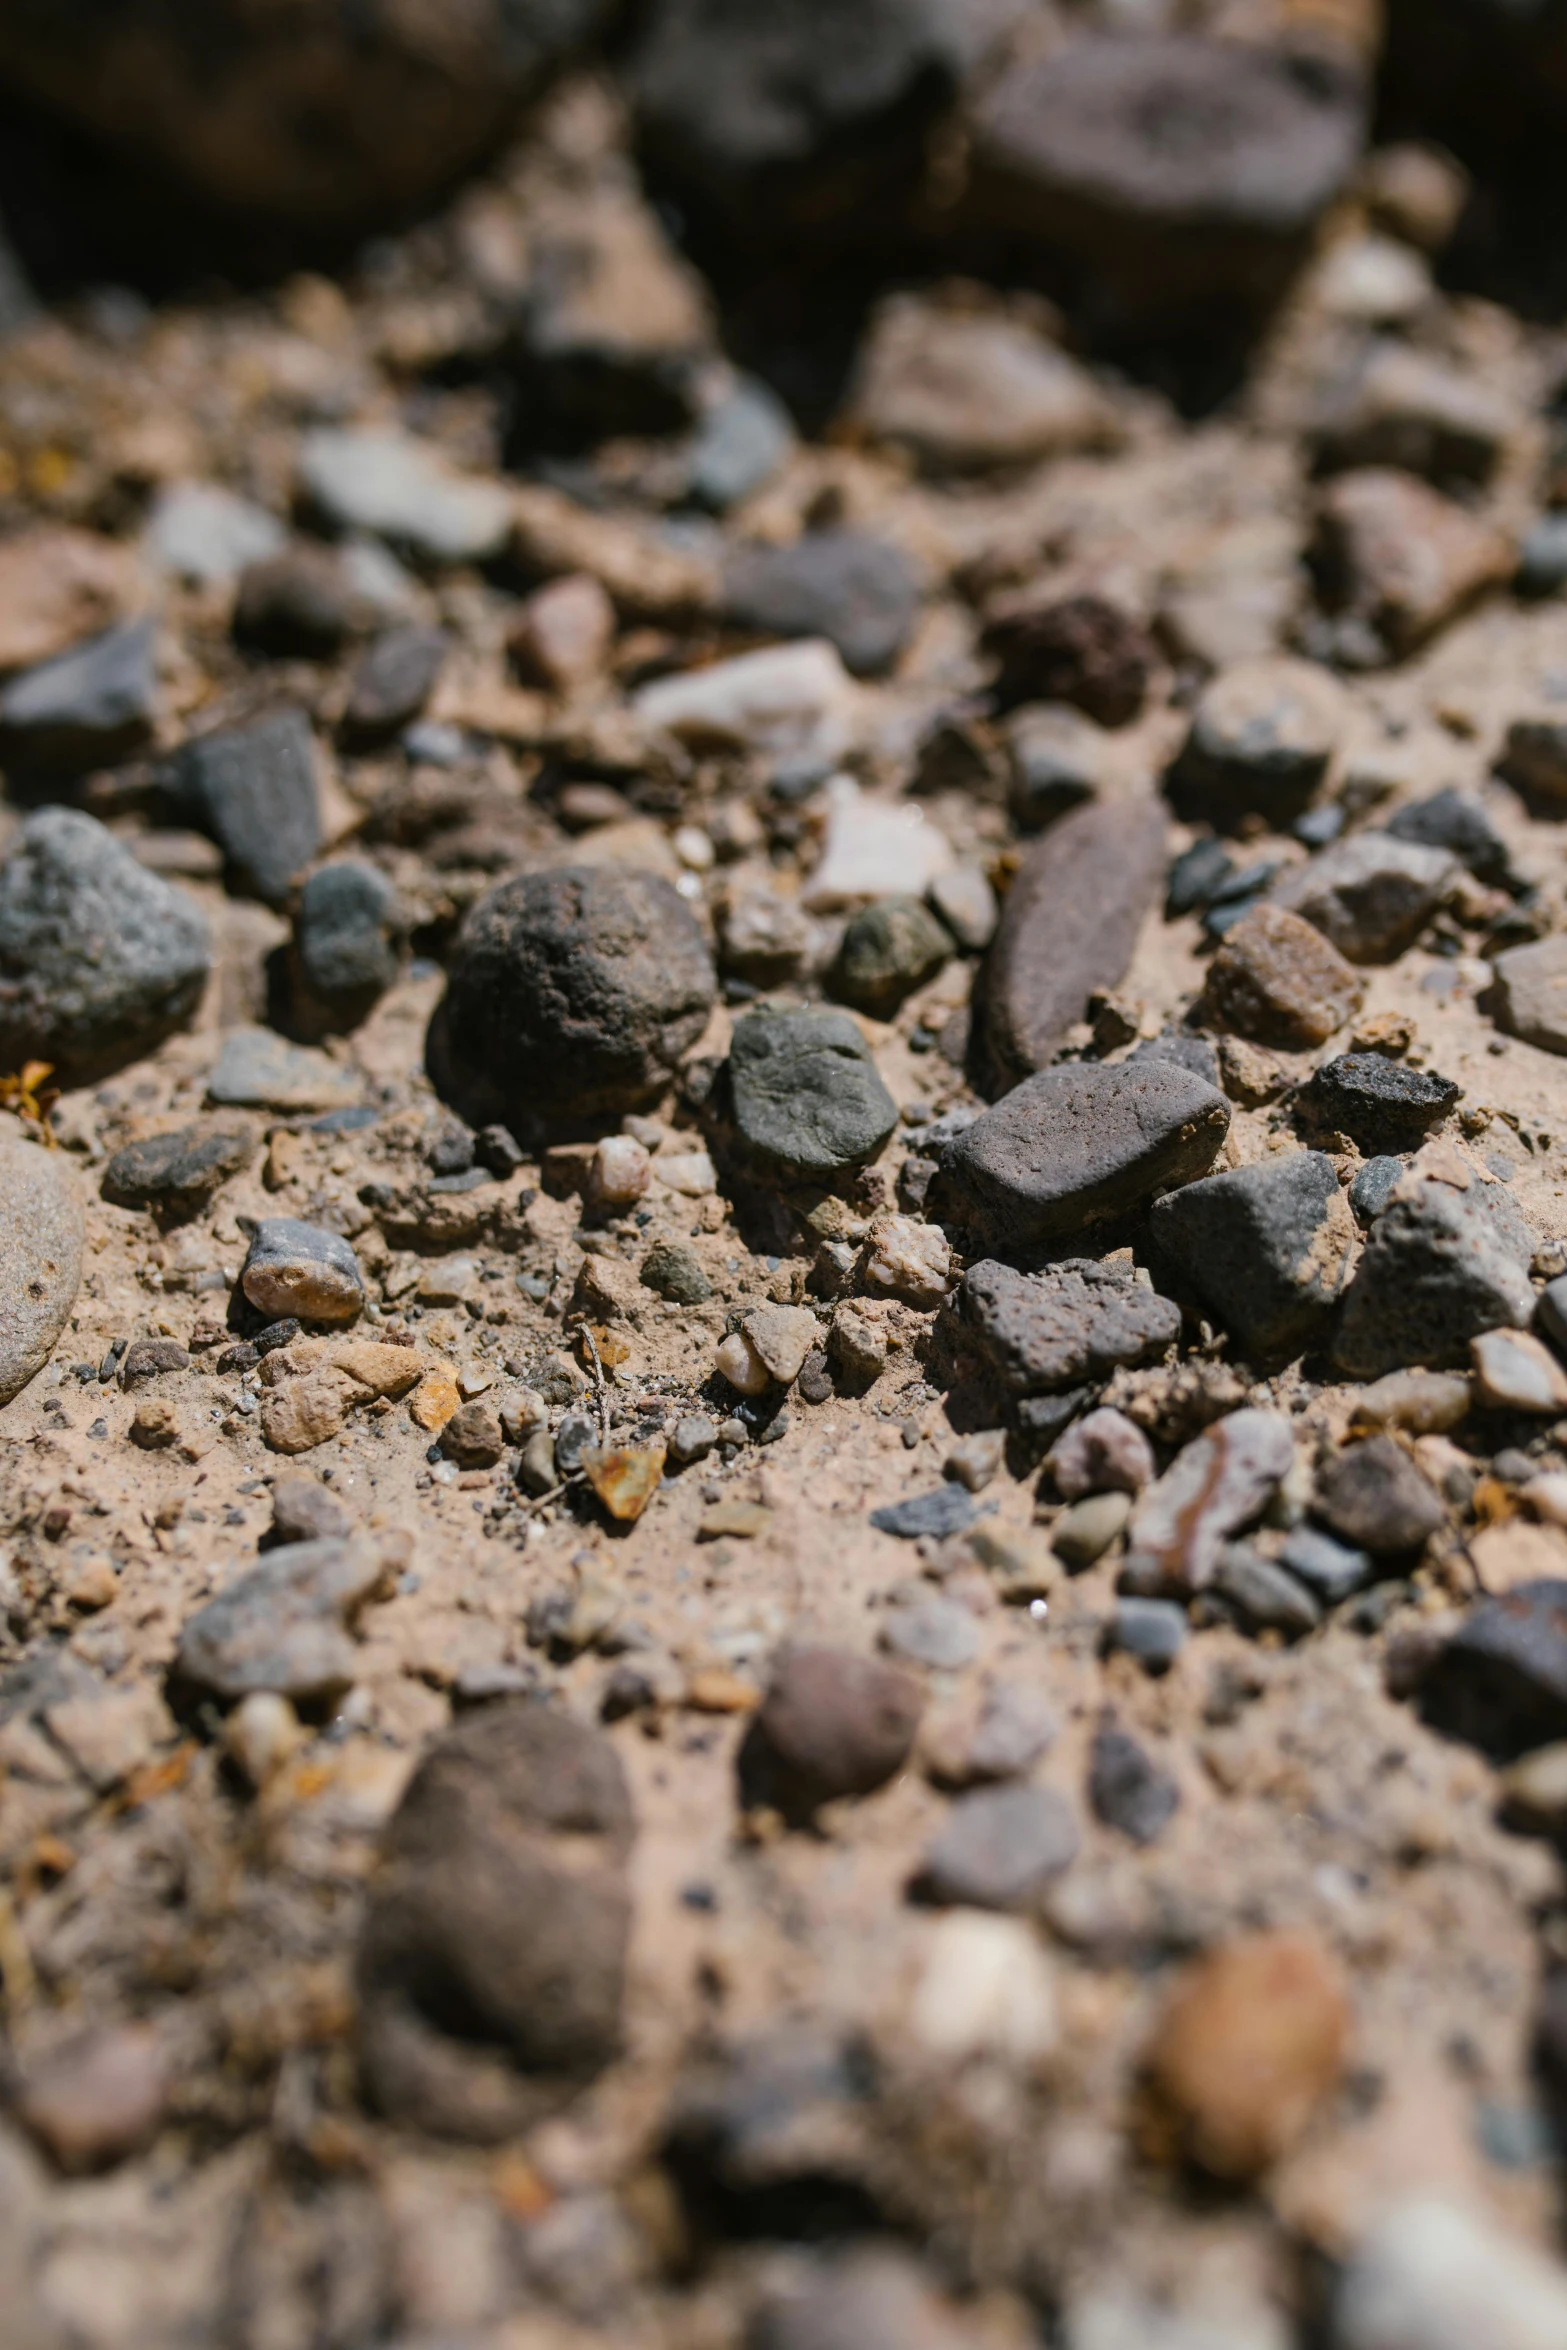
left=0, top=0, right=614, bottom=227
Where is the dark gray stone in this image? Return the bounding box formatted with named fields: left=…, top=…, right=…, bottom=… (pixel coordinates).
left=870, top=1487, right=977, bottom=1542
left=640, top=1240, right=712, bottom=1304
left=1269, top=831, right=1457, bottom=964
left=102, top=1123, right=253, bottom=1215
left=973, top=797, right=1167, bottom=1090
left=1107, top=1598, right=1187, bottom=1673
left=1214, top=1546, right=1323, bottom=1640
left=915, top=1784, right=1079, bottom=1911
left=241, top=1218, right=364, bottom=1326
left=933, top=1061, right=1230, bottom=1251
left=1148, top=1150, right=1354, bottom=1361
left=233, top=546, right=354, bottom=658
left=119, top=1337, right=190, bottom=1387
left=1300, top=1054, right=1460, bottom=1155
left=1334, top=1174, right=1536, bottom=1377
left=728, top=1006, right=897, bottom=1182
left=723, top=530, right=919, bottom=677
left=1087, top=1724, right=1179, bottom=1844
left=431, top=865, right=717, bottom=1133
left=1385, top=787, right=1512, bottom=886
left=1351, top=1155, right=1405, bottom=1226
left=1539, top=1275, right=1567, bottom=1358
left=342, top=624, right=448, bottom=744
left=0, top=617, right=158, bottom=777
left=289, top=860, right=401, bottom=1036
left=1519, top=513, right=1567, bottom=599
left=554, top=1411, right=598, bottom=1478
left=829, top=896, right=949, bottom=1017
left=1280, top=1523, right=1374, bottom=1603
left=1007, top=703, right=1109, bottom=832
left=173, top=1536, right=394, bottom=1705
left=171, top=708, right=323, bottom=907
left=740, top=1643, right=924, bottom=1820
left=1167, top=837, right=1234, bottom=918
left=1167, top=657, right=1344, bottom=833
left=0, top=808, right=211, bottom=1084
left=358, top=1703, right=634, bottom=2142
left=1420, top=1580, right=1567, bottom=1760
left=984, top=593, right=1155, bottom=727
left=1314, top=1437, right=1445, bottom=1556
left=954, top=1257, right=1179, bottom=1396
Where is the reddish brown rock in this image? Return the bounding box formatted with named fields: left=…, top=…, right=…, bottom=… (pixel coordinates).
left=1312, top=468, right=1511, bottom=660
left=1200, top=903, right=1365, bottom=1049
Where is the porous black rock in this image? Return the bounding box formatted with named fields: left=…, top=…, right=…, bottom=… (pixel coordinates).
left=1148, top=1151, right=1355, bottom=1361
left=0, top=808, right=211, bottom=1084
left=1300, top=1054, right=1460, bottom=1155
left=727, top=1006, right=898, bottom=1183
left=1334, top=1174, right=1535, bottom=1377
left=430, top=865, right=717, bottom=1134
left=953, top=1257, right=1179, bottom=1398
left=933, top=1061, right=1230, bottom=1251
left=171, top=708, right=322, bottom=907
left=102, top=1123, right=254, bottom=1216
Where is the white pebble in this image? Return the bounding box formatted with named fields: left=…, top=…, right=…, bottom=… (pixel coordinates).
left=910, top=1913, right=1057, bottom=2064
left=1524, top=1472, right=1567, bottom=1529
left=224, top=1692, right=304, bottom=1788
left=588, top=1135, right=652, bottom=1211
left=716, top=1331, right=770, bottom=1397
left=1334, top=2195, right=1567, bottom=2350
left=862, top=1213, right=952, bottom=1307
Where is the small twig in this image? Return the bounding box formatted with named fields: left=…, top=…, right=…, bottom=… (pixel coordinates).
left=580, top=1327, right=610, bottom=1448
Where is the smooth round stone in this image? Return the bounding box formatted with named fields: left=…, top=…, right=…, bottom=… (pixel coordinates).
left=1168, top=656, right=1346, bottom=832
left=1108, top=1598, right=1187, bottom=1673
left=1471, top=1328, right=1567, bottom=1415
left=290, top=861, right=401, bottom=1035
left=1053, top=1490, right=1132, bottom=1569
left=241, top=1218, right=364, bottom=1327
left=728, top=1006, right=898, bottom=1182
left=0, top=1134, right=84, bottom=1406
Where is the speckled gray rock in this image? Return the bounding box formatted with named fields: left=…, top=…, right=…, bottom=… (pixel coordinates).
left=1214, top=1547, right=1323, bottom=1640
left=342, top=625, right=448, bottom=745
left=0, top=1134, right=84, bottom=1407
left=358, top=1701, right=634, bottom=2141
left=728, top=1006, right=897, bottom=1182
left=0, top=808, right=211, bottom=1084
left=973, top=797, right=1167, bottom=1090
left=1301, top=1054, right=1460, bottom=1154
left=934, top=1061, right=1230, bottom=1251
left=241, top=1219, right=364, bottom=1327
left=287, top=860, right=401, bottom=1038
left=1351, top=1155, right=1405, bottom=1226
left=1148, top=1151, right=1355, bottom=1361
left=0, top=617, right=158, bottom=777
left=829, top=895, right=950, bottom=1017
left=1334, top=1174, right=1536, bottom=1376
left=101, top=1123, right=254, bottom=1216
left=1314, top=1437, right=1445, bottom=1556
left=431, top=865, right=716, bottom=1133
left=1269, top=832, right=1457, bottom=963
left=723, top=531, right=920, bottom=677
left=173, top=1536, right=396, bottom=1705
left=1087, top=1724, right=1180, bottom=1844
left=915, top=1784, right=1079, bottom=1911
left=955, top=1257, right=1179, bottom=1396
left=1123, top=1409, right=1295, bottom=1595
left=171, top=708, right=322, bottom=907
left=640, top=1240, right=712, bottom=1305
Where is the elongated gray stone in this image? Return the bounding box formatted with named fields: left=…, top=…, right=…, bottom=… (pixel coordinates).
left=174, top=1537, right=397, bottom=1706
left=973, top=797, right=1167, bottom=1091
left=0, top=1134, right=84, bottom=1407
left=933, top=1061, right=1230, bottom=1250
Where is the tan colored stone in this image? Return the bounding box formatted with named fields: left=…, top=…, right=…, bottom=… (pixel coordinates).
left=698, top=1499, right=773, bottom=1541
left=260, top=1367, right=351, bottom=1455
left=327, top=1339, right=425, bottom=1399
left=129, top=1398, right=181, bottom=1450
left=1314, top=468, right=1511, bottom=658
left=509, top=571, right=616, bottom=693
left=1201, top=904, right=1365, bottom=1049
left=0, top=528, right=143, bottom=673
left=861, top=1214, right=952, bottom=1308
left=1491, top=933, right=1567, bottom=1057
left=1146, top=1930, right=1350, bottom=2180
left=408, top=1368, right=460, bottom=1433
left=740, top=1304, right=820, bottom=1386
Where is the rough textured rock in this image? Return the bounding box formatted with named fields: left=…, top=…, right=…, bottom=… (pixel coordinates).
left=0, top=1134, right=84, bottom=1408
left=934, top=1061, right=1230, bottom=1251
left=954, top=1258, right=1180, bottom=1398
left=722, top=531, right=920, bottom=678
left=740, top=1645, right=924, bottom=1821
left=0, top=0, right=614, bottom=226
left=1312, top=468, right=1512, bottom=661
left=0, top=808, right=211, bottom=1084
left=1491, top=933, right=1567, bottom=1056
left=1334, top=1174, right=1536, bottom=1377
left=358, top=1702, right=634, bottom=2140
left=242, top=1219, right=365, bottom=1327
left=1269, top=832, right=1456, bottom=963
left=1145, top=1931, right=1350, bottom=2181
left=972, top=797, right=1167, bottom=1091
left=984, top=593, right=1155, bottom=727
left=830, top=895, right=949, bottom=1017
left=1167, top=657, right=1346, bottom=834
left=1123, top=1409, right=1295, bottom=1595
left=915, top=1784, right=1079, bottom=1912
left=286, top=861, right=401, bottom=1039
left=173, top=1536, right=397, bottom=1706
left=727, top=1006, right=898, bottom=1182
left=1420, top=1580, right=1567, bottom=1760
left=1149, top=1151, right=1356, bottom=1361
left=1199, top=902, right=1365, bottom=1049
left=431, top=865, right=716, bottom=1133
left=1315, top=1437, right=1445, bottom=1556
left=101, top=1123, right=253, bottom=1216
left=171, top=709, right=323, bottom=908
left=1301, top=1053, right=1460, bottom=1153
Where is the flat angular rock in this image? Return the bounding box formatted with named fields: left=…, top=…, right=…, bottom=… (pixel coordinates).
left=102, top=1123, right=253, bottom=1215
left=299, top=428, right=513, bottom=566
left=635, top=640, right=857, bottom=768
left=431, top=864, right=716, bottom=1133
left=1199, top=903, right=1364, bottom=1049
left=1314, top=1436, right=1445, bottom=1555
left=1124, top=1409, right=1295, bottom=1595
left=934, top=1061, right=1230, bottom=1252
left=1312, top=340, right=1517, bottom=485
left=207, top=1026, right=359, bottom=1114
left=915, top=1784, right=1079, bottom=1912
left=0, top=1134, right=84, bottom=1407
left=954, top=1258, right=1179, bottom=1398
left=1167, top=657, right=1346, bottom=833
left=1149, top=1151, right=1356, bottom=1361
left=1491, top=933, right=1567, bottom=1056
left=1333, top=2196, right=1567, bottom=2350
left=1312, top=468, right=1511, bottom=661
left=0, top=808, right=211, bottom=1084
left=972, top=797, right=1167, bottom=1090
left=242, top=1219, right=365, bottom=1327
left=1334, top=1174, right=1536, bottom=1377
left=1420, top=1580, right=1567, bottom=1759
left=969, top=35, right=1367, bottom=311
left=171, top=709, right=322, bottom=908
left=173, top=1536, right=397, bottom=1706
left=1269, top=832, right=1456, bottom=963
left=1088, top=1724, right=1179, bottom=1845
left=847, top=292, right=1110, bottom=474
left=723, top=531, right=919, bottom=678
left=871, top=1487, right=978, bottom=1543
left=358, top=1702, right=634, bottom=2140
left=0, top=616, right=158, bottom=777
left=728, top=1006, right=897, bottom=1182
left=1301, top=1053, right=1460, bottom=1153
left=1385, top=786, right=1512, bottom=885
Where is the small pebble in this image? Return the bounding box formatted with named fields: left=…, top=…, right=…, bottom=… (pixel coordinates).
left=1472, top=1328, right=1567, bottom=1415
left=915, top=1785, right=1080, bottom=1912
left=241, top=1219, right=364, bottom=1327
left=944, top=1430, right=1005, bottom=1493
left=1107, top=1598, right=1187, bottom=1674
left=1087, top=1723, right=1180, bottom=1845
left=1053, top=1490, right=1132, bottom=1570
